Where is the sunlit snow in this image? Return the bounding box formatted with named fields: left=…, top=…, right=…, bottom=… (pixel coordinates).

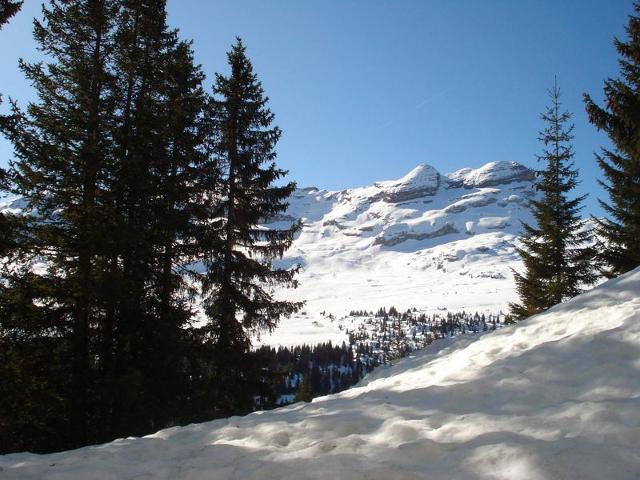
left=3, top=266, right=639, bottom=479
left=262, top=161, right=536, bottom=347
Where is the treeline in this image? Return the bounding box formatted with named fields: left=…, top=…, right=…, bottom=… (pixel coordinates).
left=256, top=342, right=370, bottom=406
left=345, top=308, right=503, bottom=365
left=0, top=1, right=300, bottom=453
left=255, top=308, right=504, bottom=406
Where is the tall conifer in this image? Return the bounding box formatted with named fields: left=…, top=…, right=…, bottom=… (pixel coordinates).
left=0, top=0, right=119, bottom=451
left=511, top=81, right=596, bottom=319
left=198, top=39, right=302, bottom=412
left=0, top=0, right=211, bottom=451
left=584, top=2, right=640, bottom=277
left=103, top=0, right=209, bottom=437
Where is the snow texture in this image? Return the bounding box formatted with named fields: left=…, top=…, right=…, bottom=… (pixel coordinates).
left=2, top=267, right=639, bottom=479
left=375, top=164, right=441, bottom=202
left=260, top=161, right=537, bottom=347
left=447, top=161, right=535, bottom=188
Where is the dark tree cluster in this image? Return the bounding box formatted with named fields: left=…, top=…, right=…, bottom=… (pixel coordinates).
left=513, top=2, right=640, bottom=318
left=0, top=1, right=300, bottom=454
left=255, top=342, right=370, bottom=406
left=242, top=307, right=505, bottom=408
left=252, top=308, right=504, bottom=407
left=347, top=307, right=503, bottom=366
left=584, top=2, right=640, bottom=278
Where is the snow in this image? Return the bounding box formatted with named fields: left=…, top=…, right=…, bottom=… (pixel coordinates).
left=3, top=267, right=640, bottom=479
left=261, top=161, right=537, bottom=347
left=0, top=161, right=538, bottom=351
left=375, top=163, right=441, bottom=201
left=447, top=160, right=535, bottom=188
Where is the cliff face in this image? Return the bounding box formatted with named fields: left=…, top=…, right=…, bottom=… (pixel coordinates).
left=0, top=160, right=540, bottom=345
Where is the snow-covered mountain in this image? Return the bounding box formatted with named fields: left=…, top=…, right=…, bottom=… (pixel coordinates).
left=263, top=160, right=536, bottom=346
left=0, top=160, right=538, bottom=348
left=4, top=266, right=639, bottom=479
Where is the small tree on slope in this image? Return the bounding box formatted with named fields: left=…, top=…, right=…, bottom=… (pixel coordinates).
left=511, top=81, right=596, bottom=319
left=584, top=2, right=640, bottom=277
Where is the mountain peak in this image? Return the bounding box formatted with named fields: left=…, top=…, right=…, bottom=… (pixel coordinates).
left=447, top=161, right=534, bottom=188
left=375, top=163, right=441, bottom=202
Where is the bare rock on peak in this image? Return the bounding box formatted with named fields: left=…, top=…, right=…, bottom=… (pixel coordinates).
left=447, top=161, right=534, bottom=188
left=375, top=164, right=441, bottom=203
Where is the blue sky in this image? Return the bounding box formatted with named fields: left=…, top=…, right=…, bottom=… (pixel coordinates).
left=0, top=0, right=633, bottom=216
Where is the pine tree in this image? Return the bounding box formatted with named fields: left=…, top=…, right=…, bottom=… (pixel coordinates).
left=0, top=0, right=22, bottom=29
left=0, top=0, right=120, bottom=451
left=584, top=2, right=640, bottom=277
left=148, top=37, right=210, bottom=428
left=0, top=0, right=211, bottom=451
left=198, top=38, right=302, bottom=413
left=511, top=80, right=596, bottom=319
left=102, top=0, right=208, bottom=438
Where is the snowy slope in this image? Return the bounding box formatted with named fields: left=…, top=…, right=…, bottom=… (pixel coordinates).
left=0, top=161, right=538, bottom=348
left=263, top=160, right=536, bottom=346
left=0, top=160, right=536, bottom=349
left=3, top=267, right=639, bottom=479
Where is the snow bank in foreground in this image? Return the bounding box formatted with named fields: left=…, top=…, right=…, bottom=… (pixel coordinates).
left=3, top=268, right=640, bottom=479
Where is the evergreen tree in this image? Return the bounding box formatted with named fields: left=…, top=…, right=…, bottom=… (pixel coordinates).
left=101, top=0, right=209, bottom=438
left=0, top=0, right=22, bottom=29
left=295, top=373, right=314, bottom=403
left=198, top=38, right=302, bottom=413
left=511, top=80, right=596, bottom=319
left=0, top=0, right=212, bottom=451
left=0, top=0, right=120, bottom=451
left=584, top=2, right=640, bottom=277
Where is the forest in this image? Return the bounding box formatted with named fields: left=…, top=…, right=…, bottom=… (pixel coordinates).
left=1, top=0, right=639, bottom=456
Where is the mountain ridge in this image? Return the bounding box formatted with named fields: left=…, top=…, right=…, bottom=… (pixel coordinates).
left=259, top=160, right=538, bottom=347
left=0, top=160, right=538, bottom=347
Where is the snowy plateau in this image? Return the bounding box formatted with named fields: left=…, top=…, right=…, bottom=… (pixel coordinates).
left=2, top=264, right=640, bottom=479
left=260, top=160, right=536, bottom=347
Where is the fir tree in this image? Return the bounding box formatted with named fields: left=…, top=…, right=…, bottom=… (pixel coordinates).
left=102, top=0, right=208, bottom=438
left=0, top=0, right=120, bottom=451
left=584, top=2, right=640, bottom=277
left=0, top=0, right=22, bottom=29
left=295, top=373, right=314, bottom=403
left=198, top=38, right=302, bottom=413
left=0, top=0, right=211, bottom=451
left=511, top=80, right=596, bottom=319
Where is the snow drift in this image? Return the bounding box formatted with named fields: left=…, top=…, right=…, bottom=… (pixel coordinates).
left=3, top=267, right=639, bottom=479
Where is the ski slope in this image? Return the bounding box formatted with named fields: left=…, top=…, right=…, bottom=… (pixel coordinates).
left=3, top=266, right=639, bottom=479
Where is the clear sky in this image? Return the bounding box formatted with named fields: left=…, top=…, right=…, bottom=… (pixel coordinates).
left=0, top=0, right=633, bottom=216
